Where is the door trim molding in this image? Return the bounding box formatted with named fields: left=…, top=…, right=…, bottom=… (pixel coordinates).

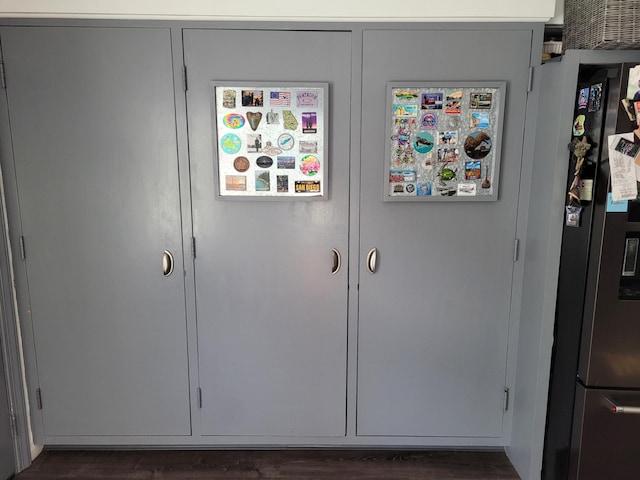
left=0, top=185, right=32, bottom=471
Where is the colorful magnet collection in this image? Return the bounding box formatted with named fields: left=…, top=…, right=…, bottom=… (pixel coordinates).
left=388, top=86, right=501, bottom=198
left=214, top=85, right=325, bottom=197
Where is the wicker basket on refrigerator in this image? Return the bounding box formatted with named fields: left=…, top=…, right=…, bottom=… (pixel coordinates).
left=564, top=0, right=640, bottom=50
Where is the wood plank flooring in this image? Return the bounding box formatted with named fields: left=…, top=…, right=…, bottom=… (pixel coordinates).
left=14, top=450, right=520, bottom=479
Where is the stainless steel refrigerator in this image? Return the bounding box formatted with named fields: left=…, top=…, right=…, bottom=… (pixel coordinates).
left=543, top=54, right=640, bottom=480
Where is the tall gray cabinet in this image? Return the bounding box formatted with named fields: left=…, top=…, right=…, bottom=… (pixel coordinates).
left=0, top=22, right=542, bottom=455
left=0, top=26, right=191, bottom=437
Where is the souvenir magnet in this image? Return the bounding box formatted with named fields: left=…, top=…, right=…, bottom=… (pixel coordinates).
left=233, top=156, right=250, bottom=172
left=395, top=90, right=419, bottom=100
left=577, top=87, right=589, bottom=110
left=295, top=180, right=321, bottom=193
left=457, top=183, right=477, bottom=196
left=437, top=165, right=458, bottom=185
left=302, top=112, right=317, bottom=133
left=261, top=141, right=282, bottom=156
left=266, top=110, right=280, bottom=124
left=416, top=182, right=432, bottom=196
left=421, top=93, right=443, bottom=110
left=223, top=113, right=245, bottom=129
left=565, top=205, right=582, bottom=227
left=277, top=156, right=295, bottom=169
left=573, top=115, right=586, bottom=136
left=465, top=160, right=482, bottom=180
left=481, top=166, right=491, bottom=189
left=222, top=89, right=236, bottom=108
left=270, top=91, right=291, bottom=107
left=282, top=110, right=298, bottom=130
left=421, top=112, right=437, bottom=129
left=220, top=133, right=242, bottom=154
left=394, top=104, right=418, bottom=117
left=241, top=90, right=263, bottom=107
left=300, top=155, right=320, bottom=176
left=256, top=156, right=273, bottom=168
left=277, top=175, right=289, bottom=193
left=437, top=147, right=460, bottom=163
left=464, top=131, right=492, bottom=160
left=469, top=92, right=492, bottom=109
left=470, top=112, right=490, bottom=129
left=299, top=141, right=318, bottom=153
left=246, top=112, right=263, bottom=131
left=413, top=132, right=434, bottom=154
left=296, top=91, right=318, bottom=107
left=277, top=133, right=295, bottom=150
left=247, top=134, right=262, bottom=153
left=588, top=83, right=603, bottom=112
left=225, top=175, right=246, bottom=191
left=444, top=90, right=462, bottom=114
left=255, top=171, right=270, bottom=191
left=438, top=131, right=458, bottom=145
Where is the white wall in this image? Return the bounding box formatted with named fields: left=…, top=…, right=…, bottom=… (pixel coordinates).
left=0, top=0, right=556, bottom=21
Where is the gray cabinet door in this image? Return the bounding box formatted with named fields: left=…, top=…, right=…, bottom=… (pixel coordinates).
left=184, top=29, right=350, bottom=436
left=1, top=27, right=191, bottom=436
left=357, top=29, right=533, bottom=437
left=0, top=342, right=14, bottom=479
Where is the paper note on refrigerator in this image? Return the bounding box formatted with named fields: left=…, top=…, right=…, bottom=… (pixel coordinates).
left=608, top=133, right=639, bottom=201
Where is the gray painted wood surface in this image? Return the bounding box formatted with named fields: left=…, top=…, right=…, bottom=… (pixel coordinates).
left=0, top=341, right=15, bottom=479
left=1, top=26, right=191, bottom=436
left=357, top=28, right=533, bottom=438
left=184, top=29, right=351, bottom=436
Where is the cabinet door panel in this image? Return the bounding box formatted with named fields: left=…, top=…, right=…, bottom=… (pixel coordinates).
left=357, top=29, right=532, bottom=437
left=184, top=29, right=350, bottom=437
left=2, top=27, right=190, bottom=437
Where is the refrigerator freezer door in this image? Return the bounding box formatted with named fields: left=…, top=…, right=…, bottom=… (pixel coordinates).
left=571, top=384, right=640, bottom=479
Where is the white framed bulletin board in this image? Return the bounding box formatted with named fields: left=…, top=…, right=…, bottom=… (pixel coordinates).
left=212, top=81, right=328, bottom=198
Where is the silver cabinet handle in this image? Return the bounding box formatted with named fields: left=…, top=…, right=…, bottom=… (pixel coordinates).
left=605, top=397, right=640, bottom=414
left=331, top=248, right=342, bottom=275
left=162, top=250, right=174, bottom=277
left=366, top=247, right=378, bottom=274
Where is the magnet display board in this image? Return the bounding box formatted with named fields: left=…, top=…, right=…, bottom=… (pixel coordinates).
left=212, top=82, right=328, bottom=198
left=385, top=81, right=505, bottom=201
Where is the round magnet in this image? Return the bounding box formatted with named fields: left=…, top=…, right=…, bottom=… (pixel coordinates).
left=233, top=156, right=250, bottom=172
left=256, top=156, right=273, bottom=168
left=277, top=133, right=295, bottom=151
left=300, top=155, right=320, bottom=177
left=220, top=133, right=242, bottom=155
left=421, top=112, right=437, bottom=129
left=463, top=131, right=492, bottom=160
left=223, top=113, right=245, bottom=129
left=413, top=132, right=434, bottom=154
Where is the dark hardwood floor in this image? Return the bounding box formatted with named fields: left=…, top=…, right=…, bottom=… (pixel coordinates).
left=14, top=449, right=520, bottom=479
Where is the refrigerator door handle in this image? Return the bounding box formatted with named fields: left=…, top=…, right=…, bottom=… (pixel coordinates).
left=605, top=397, right=640, bottom=414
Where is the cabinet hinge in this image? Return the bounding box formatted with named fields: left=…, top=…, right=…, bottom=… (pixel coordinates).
left=527, top=66, right=534, bottom=93
left=504, top=387, right=510, bottom=412
left=10, top=412, right=18, bottom=436
left=191, top=237, right=196, bottom=258
left=513, top=238, right=520, bottom=262
left=19, top=236, right=25, bottom=260
left=183, top=65, right=188, bottom=92
left=0, top=62, right=6, bottom=89
left=197, top=387, right=202, bottom=409
left=36, top=388, right=43, bottom=410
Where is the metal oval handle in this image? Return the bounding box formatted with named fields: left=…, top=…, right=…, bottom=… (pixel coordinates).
left=162, top=250, right=174, bottom=277
left=366, top=247, right=378, bottom=274
left=331, top=248, right=342, bottom=275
